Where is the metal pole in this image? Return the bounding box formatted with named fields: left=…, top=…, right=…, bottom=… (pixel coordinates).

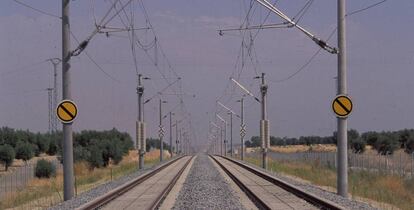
left=230, top=112, right=233, bottom=157
left=179, top=128, right=182, bottom=154
left=138, top=74, right=145, bottom=169
left=48, top=58, right=61, bottom=133
left=260, top=73, right=269, bottom=169
left=241, top=97, right=245, bottom=160
left=224, top=120, right=227, bottom=157
left=53, top=62, right=58, bottom=132
left=175, top=120, right=179, bottom=154
left=337, top=0, right=348, bottom=197
left=159, top=99, right=163, bottom=162
left=62, top=0, right=74, bottom=200
left=220, top=127, right=223, bottom=156
left=169, top=112, right=173, bottom=157
left=47, top=88, right=53, bottom=133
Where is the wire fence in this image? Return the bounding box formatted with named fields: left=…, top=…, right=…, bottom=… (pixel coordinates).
left=0, top=160, right=63, bottom=209
left=0, top=151, right=166, bottom=209
left=247, top=150, right=414, bottom=177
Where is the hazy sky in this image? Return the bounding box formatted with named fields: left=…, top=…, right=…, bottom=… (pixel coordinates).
left=1, top=0, right=413, bottom=147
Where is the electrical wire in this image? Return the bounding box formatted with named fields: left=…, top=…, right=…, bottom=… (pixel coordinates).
left=346, top=0, right=388, bottom=17
left=270, top=27, right=336, bottom=83
left=111, top=0, right=193, bottom=130
left=12, top=0, right=61, bottom=19
left=70, top=31, right=120, bottom=82
left=269, top=0, right=389, bottom=83
left=1, top=60, right=48, bottom=76
left=292, top=0, right=314, bottom=24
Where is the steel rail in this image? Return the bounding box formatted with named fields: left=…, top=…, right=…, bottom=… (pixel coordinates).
left=76, top=156, right=192, bottom=210
left=211, top=155, right=345, bottom=210
left=210, top=155, right=270, bottom=210
left=149, top=156, right=194, bottom=209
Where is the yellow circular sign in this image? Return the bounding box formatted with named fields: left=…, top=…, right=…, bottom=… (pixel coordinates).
left=56, top=100, right=78, bottom=123
left=332, top=95, right=353, bottom=118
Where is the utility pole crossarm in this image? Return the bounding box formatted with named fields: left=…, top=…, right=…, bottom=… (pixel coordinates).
left=216, top=114, right=226, bottom=124
left=210, top=122, right=220, bottom=129
left=218, top=22, right=291, bottom=34
left=230, top=78, right=261, bottom=103
left=217, top=101, right=241, bottom=118
left=254, top=0, right=338, bottom=54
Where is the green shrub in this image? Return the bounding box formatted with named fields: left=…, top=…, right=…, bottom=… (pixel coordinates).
left=74, top=146, right=90, bottom=162
left=88, top=146, right=104, bottom=168
left=32, top=143, right=40, bottom=157
left=374, top=135, right=399, bottom=155
left=35, top=159, right=56, bottom=178
left=350, top=138, right=366, bottom=154
left=15, top=143, right=34, bottom=162
left=35, top=133, right=50, bottom=153
left=0, top=144, right=15, bottom=171
left=47, top=140, right=58, bottom=155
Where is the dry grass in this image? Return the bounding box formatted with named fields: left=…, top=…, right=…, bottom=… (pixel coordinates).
left=0, top=154, right=59, bottom=175
left=268, top=144, right=337, bottom=153
left=0, top=149, right=168, bottom=209
left=245, top=157, right=414, bottom=210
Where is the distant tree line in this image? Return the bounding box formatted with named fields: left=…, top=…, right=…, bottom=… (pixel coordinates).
left=145, top=138, right=172, bottom=152
left=0, top=126, right=177, bottom=171
left=0, top=127, right=60, bottom=170
left=245, top=129, right=414, bottom=155
left=72, top=129, right=134, bottom=168
left=0, top=127, right=134, bottom=170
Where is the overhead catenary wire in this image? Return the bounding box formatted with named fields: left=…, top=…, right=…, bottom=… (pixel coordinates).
left=346, top=0, right=388, bottom=17
left=291, top=0, right=315, bottom=25
left=269, top=28, right=335, bottom=83
left=108, top=0, right=193, bottom=133
left=269, top=0, right=389, bottom=83
left=71, top=0, right=135, bottom=57
left=70, top=31, right=120, bottom=82
left=12, top=0, right=61, bottom=19
left=215, top=0, right=279, bottom=109
left=1, top=60, right=48, bottom=76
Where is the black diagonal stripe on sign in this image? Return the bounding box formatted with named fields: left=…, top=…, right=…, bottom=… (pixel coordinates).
left=59, top=103, right=75, bottom=119
left=335, top=98, right=350, bottom=114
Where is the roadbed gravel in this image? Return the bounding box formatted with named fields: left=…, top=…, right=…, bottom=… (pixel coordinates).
left=172, top=154, right=246, bottom=210
left=48, top=157, right=180, bottom=210
left=232, top=156, right=379, bottom=210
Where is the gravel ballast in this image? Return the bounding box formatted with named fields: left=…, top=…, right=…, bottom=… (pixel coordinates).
left=48, top=157, right=179, bottom=210
left=235, top=157, right=379, bottom=210
left=172, top=154, right=246, bottom=210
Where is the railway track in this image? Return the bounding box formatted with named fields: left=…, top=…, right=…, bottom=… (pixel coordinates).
left=76, top=156, right=193, bottom=210
left=210, top=155, right=346, bottom=210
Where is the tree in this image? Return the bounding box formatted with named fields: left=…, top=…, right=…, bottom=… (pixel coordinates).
left=405, top=139, right=414, bottom=154
left=32, top=143, right=40, bottom=157
left=374, top=134, right=399, bottom=155
left=350, top=138, right=366, bottom=154
left=361, top=131, right=379, bottom=146
left=35, top=132, right=49, bottom=154
left=397, top=129, right=413, bottom=148
left=47, top=139, right=58, bottom=155
left=249, top=136, right=260, bottom=147
left=35, top=159, right=56, bottom=178
left=245, top=140, right=252, bottom=147
left=0, top=127, right=17, bottom=147
left=74, top=146, right=90, bottom=162
left=404, top=132, right=414, bottom=154
left=15, top=143, right=34, bottom=163
left=101, top=139, right=123, bottom=166
left=0, top=145, right=15, bottom=171
left=88, top=146, right=104, bottom=168
left=348, top=129, right=359, bottom=142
